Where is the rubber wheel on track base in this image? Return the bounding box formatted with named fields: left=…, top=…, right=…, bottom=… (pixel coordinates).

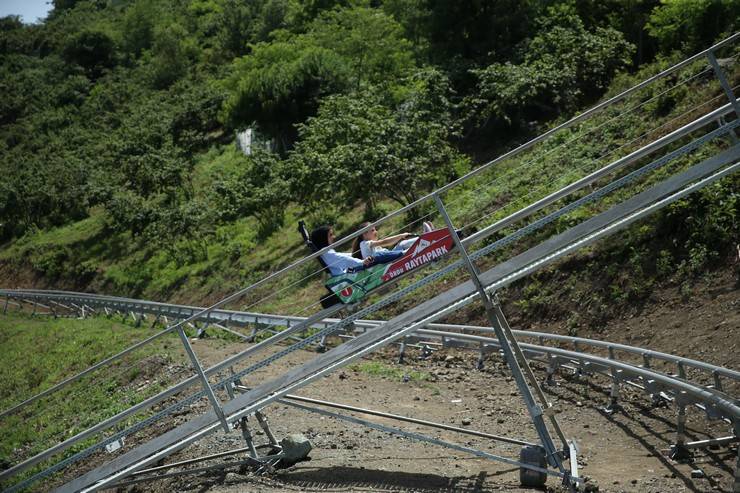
left=520, top=445, right=547, bottom=487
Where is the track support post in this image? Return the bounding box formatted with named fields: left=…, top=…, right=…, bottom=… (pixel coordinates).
left=176, top=326, right=231, bottom=434
left=605, top=347, right=621, bottom=413
left=433, top=194, right=576, bottom=491
left=239, top=417, right=259, bottom=459
left=670, top=391, right=692, bottom=461
left=733, top=421, right=739, bottom=493
left=255, top=411, right=279, bottom=450
left=476, top=343, right=485, bottom=370
left=707, top=51, right=740, bottom=120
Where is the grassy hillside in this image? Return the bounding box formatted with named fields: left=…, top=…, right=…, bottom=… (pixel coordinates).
left=2, top=51, right=737, bottom=332
left=0, top=310, right=195, bottom=485
left=0, top=0, right=737, bottom=327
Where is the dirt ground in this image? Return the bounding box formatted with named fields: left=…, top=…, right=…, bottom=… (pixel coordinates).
left=96, top=271, right=739, bottom=493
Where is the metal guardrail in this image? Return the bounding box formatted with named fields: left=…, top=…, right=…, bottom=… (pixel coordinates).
left=37, top=153, right=740, bottom=493
left=1, top=33, right=738, bottom=492
left=7, top=287, right=739, bottom=414
left=3, top=111, right=738, bottom=432
left=4, top=290, right=738, bottom=388
left=4, top=287, right=739, bottom=487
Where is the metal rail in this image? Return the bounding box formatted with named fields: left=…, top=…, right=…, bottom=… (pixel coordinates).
left=47, top=154, right=740, bottom=493
left=1, top=34, right=738, bottom=492
left=3, top=113, right=737, bottom=425
left=415, top=329, right=739, bottom=413
left=3, top=291, right=738, bottom=387
left=6, top=292, right=737, bottom=417
left=6, top=148, right=736, bottom=490
left=4, top=149, right=739, bottom=491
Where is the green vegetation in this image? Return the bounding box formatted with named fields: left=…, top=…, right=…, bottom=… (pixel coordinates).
left=0, top=311, right=189, bottom=485
left=0, top=5, right=738, bottom=487
left=0, top=0, right=737, bottom=320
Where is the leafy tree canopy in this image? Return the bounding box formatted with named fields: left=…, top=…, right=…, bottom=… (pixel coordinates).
left=647, top=0, right=739, bottom=54
left=1, top=0, right=734, bottom=255
left=287, top=68, right=468, bottom=215
left=469, top=4, right=634, bottom=129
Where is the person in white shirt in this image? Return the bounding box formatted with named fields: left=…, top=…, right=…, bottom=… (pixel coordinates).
left=310, top=225, right=405, bottom=277
left=351, top=221, right=435, bottom=259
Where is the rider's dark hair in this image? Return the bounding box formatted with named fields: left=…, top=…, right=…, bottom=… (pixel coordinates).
left=310, top=225, right=331, bottom=250
left=351, top=222, right=372, bottom=259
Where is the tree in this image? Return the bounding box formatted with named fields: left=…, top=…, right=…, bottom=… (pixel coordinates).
left=647, top=0, right=739, bottom=54
left=287, top=92, right=394, bottom=213
left=385, top=68, right=468, bottom=205
left=382, top=0, right=431, bottom=59
left=148, top=23, right=193, bottom=88
left=469, top=5, right=633, bottom=130
left=306, top=7, right=415, bottom=88
left=121, top=0, right=156, bottom=58
left=221, top=37, right=352, bottom=152
left=52, top=0, right=81, bottom=14
left=425, top=0, right=541, bottom=66
left=570, top=0, right=659, bottom=65
left=287, top=70, right=468, bottom=214
left=214, top=0, right=263, bottom=57
left=62, top=29, right=115, bottom=78
left=211, top=149, right=288, bottom=237
left=251, top=0, right=296, bottom=42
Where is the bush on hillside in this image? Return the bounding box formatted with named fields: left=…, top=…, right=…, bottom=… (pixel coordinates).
left=468, top=4, right=633, bottom=129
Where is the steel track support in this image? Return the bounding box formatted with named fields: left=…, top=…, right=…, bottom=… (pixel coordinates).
left=733, top=421, right=740, bottom=493
left=247, top=323, right=264, bottom=343
left=195, top=322, right=209, bottom=339
left=476, top=342, right=485, bottom=370
left=239, top=417, right=258, bottom=459
left=255, top=411, right=279, bottom=449
left=605, top=347, right=621, bottom=413
left=708, top=51, right=740, bottom=144
left=397, top=339, right=406, bottom=363
left=175, top=327, right=231, bottom=433
left=713, top=370, right=724, bottom=393
left=420, top=343, right=433, bottom=360
left=718, top=116, right=739, bottom=145
left=543, top=339, right=558, bottom=386
left=433, top=194, right=575, bottom=490
left=670, top=391, right=692, bottom=461
left=708, top=51, right=740, bottom=116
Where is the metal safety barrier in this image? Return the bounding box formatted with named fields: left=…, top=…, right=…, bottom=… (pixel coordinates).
left=1, top=33, right=738, bottom=493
